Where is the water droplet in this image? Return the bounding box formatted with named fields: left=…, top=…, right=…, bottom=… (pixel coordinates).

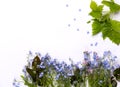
left=95, top=42, right=98, bottom=46
left=68, top=24, right=71, bottom=27
left=78, top=9, right=81, bottom=12
left=90, top=44, right=93, bottom=46
left=66, top=4, right=69, bottom=7
left=73, top=18, right=76, bottom=21
left=77, top=28, right=79, bottom=31
left=87, top=31, right=90, bottom=34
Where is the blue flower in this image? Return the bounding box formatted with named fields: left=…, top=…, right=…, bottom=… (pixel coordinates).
left=103, top=60, right=110, bottom=69
left=111, top=56, right=117, bottom=61
left=28, top=51, right=32, bottom=55
left=103, top=51, right=111, bottom=57
left=93, top=52, right=98, bottom=60
left=83, top=51, right=90, bottom=60
left=91, top=60, right=98, bottom=68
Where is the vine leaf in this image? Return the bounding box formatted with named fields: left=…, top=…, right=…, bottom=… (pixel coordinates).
left=89, top=1, right=103, bottom=19
left=92, top=20, right=103, bottom=35
left=89, top=0, right=120, bottom=45
left=90, top=1, right=97, bottom=10
left=102, top=0, right=120, bottom=13
left=110, top=20, right=120, bottom=33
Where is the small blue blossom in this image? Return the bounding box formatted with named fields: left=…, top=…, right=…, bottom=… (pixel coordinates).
left=91, top=60, right=98, bottom=68
left=39, top=72, right=44, bottom=78
left=29, top=51, right=32, bottom=55
left=83, top=51, right=90, bottom=60
left=103, top=60, right=110, bottom=69
left=93, top=52, right=98, bottom=60
left=103, top=51, right=111, bottom=57
left=95, top=42, right=98, bottom=46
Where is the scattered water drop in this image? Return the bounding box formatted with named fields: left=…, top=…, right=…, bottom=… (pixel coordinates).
left=66, top=4, right=69, bottom=7
left=87, top=31, right=90, bottom=34
left=95, top=42, right=98, bottom=46
left=90, top=43, right=93, bottom=46
left=77, top=28, right=79, bottom=31
left=68, top=24, right=71, bottom=27
left=73, top=18, right=76, bottom=21
left=78, top=9, right=81, bottom=12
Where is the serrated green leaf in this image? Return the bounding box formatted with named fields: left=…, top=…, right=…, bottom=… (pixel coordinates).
left=92, top=20, right=103, bottom=35
left=89, top=3, right=103, bottom=19
left=107, top=30, right=120, bottom=45
left=97, top=5, right=104, bottom=12
left=89, top=11, right=102, bottom=19
left=110, top=19, right=120, bottom=33
left=100, top=21, right=120, bottom=45
left=102, top=1, right=120, bottom=13
left=90, top=1, right=98, bottom=10
left=101, top=22, right=111, bottom=39
left=102, top=28, right=109, bottom=39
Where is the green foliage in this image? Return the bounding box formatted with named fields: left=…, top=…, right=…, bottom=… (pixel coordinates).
left=102, top=0, right=120, bottom=13
left=110, top=20, right=120, bottom=33
left=88, top=67, right=111, bottom=87
left=113, top=68, right=120, bottom=82
left=21, top=75, right=36, bottom=87
left=89, top=0, right=120, bottom=45
left=13, top=51, right=120, bottom=87
left=89, top=1, right=103, bottom=19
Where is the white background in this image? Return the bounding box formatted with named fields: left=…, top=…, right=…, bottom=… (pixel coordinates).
left=0, top=0, right=120, bottom=87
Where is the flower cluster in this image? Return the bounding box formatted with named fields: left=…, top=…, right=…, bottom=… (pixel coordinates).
left=13, top=51, right=120, bottom=87
left=82, top=51, right=120, bottom=87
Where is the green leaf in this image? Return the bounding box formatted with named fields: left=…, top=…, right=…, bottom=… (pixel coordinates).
left=89, top=11, right=102, bottom=19
left=100, top=22, right=120, bottom=45
left=110, top=19, right=120, bottom=33
left=113, top=68, right=120, bottom=82
left=89, top=1, right=103, bottom=19
left=102, top=1, right=120, bottom=13
left=26, top=67, right=36, bottom=82
left=90, top=1, right=97, bottom=10
left=107, top=30, right=120, bottom=45
left=92, top=20, right=103, bottom=35
left=21, top=75, right=36, bottom=87
left=97, top=5, right=104, bottom=12
left=89, top=0, right=120, bottom=45
left=32, top=56, right=41, bottom=68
